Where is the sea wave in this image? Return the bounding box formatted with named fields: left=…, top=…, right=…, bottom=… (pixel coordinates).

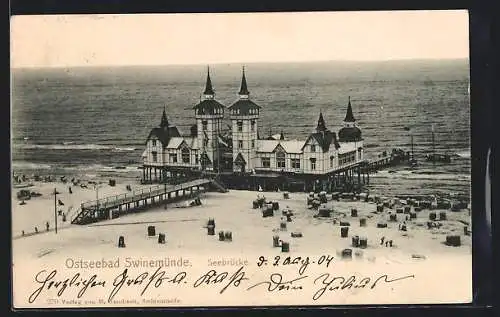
left=454, top=150, right=471, bottom=159
left=15, top=143, right=113, bottom=150
left=370, top=169, right=471, bottom=181
left=112, top=147, right=137, bottom=152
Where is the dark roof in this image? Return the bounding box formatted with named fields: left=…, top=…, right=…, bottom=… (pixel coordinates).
left=228, top=99, right=261, bottom=115
left=304, top=130, right=340, bottom=152
left=344, top=96, right=356, bottom=122
left=239, top=68, right=250, bottom=95
left=203, top=67, right=214, bottom=95
left=146, top=126, right=181, bottom=146
left=160, top=108, right=169, bottom=128
left=338, top=126, right=362, bottom=142
left=234, top=153, right=246, bottom=164
left=316, top=112, right=327, bottom=132
left=193, top=99, right=225, bottom=115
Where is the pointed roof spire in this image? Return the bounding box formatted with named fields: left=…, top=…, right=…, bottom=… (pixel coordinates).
left=239, top=66, right=250, bottom=96
left=160, top=106, right=169, bottom=128
left=280, top=130, right=285, bottom=140
left=344, top=96, right=356, bottom=122
left=203, top=65, right=214, bottom=96
left=316, top=112, right=327, bottom=132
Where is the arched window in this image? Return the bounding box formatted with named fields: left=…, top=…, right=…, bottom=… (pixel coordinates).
left=276, top=151, right=286, bottom=168
left=182, top=148, right=190, bottom=164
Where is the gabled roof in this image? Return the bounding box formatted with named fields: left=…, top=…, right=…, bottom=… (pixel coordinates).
left=146, top=126, right=181, bottom=146
left=257, top=139, right=304, bottom=154
left=234, top=153, right=246, bottom=164
left=302, top=130, right=340, bottom=152
left=166, top=137, right=184, bottom=149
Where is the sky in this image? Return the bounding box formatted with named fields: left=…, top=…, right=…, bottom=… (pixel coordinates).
left=10, top=10, right=469, bottom=68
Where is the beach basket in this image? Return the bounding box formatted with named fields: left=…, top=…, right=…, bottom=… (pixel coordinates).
left=410, top=212, right=417, bottom=220
left=109, top=179, right=116, bottom=187
left=404, top=206, right=411, bottom=214
left=252, top=200, right=260, bottom=209
left=291, top=232, right=303, bottom=238
left=414, top=207, right=422, bottom=212
left=445, top=235, right=461, bottom=247
left=340, top=226, right=349, bottom=238
left=281, top=242, right=290, bottom=252
left=359, top=218, right=367, bottom=227
left=118, top=236, right=126, bottom=248
left=351, top=208, right=358, bottom=217
left=286, top=214, right=293, bottom=222
left=439, top=212, right=447, bottom=221
left=376, top=204, right=384, bottom=213
left=429, top=212, right=437, bottom=221
left=389, top=214, right=397, bottom=222
left=341, top=248, right=353, bottom=259
left=224, top=231, right=233, bottom=242
left=318, top=207, right=331, bottom=217
left=147, top=226, right=156, bottom=237
left=158, top=233, right=166, bottom=244
left=352, top=235, right=360, bottom=247
left=377, top=222, right=388, bottom=228
left=272, top=201, right=280, bottom=211
left=283, top=192, right=290, bottom=199
left=396, top=208, right=404, bottom=214
left=359, top=237, right=368, bottom=249
left=207, top=224, right=215, bottom=235
left=218, top=231, right=225, bottom=241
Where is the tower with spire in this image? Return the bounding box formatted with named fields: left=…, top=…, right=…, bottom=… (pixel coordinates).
left=228, top=66, right=261, bottom=172
left=193, top=66, right=225, bottom=171
left=338, top=96, right=363, bottom=160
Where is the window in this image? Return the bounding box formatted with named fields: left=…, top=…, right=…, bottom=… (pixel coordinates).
left=291, top=158, right=300, bottom=169
left=276, top=152, right=286, bottom=168
left=195, top=154, right=199, bottom=164
left=181, top=148, right=190, bottom=164
left=330, top=156, right=334, bottom=168
left=169, top=153, right=178, bottom=163
left=251, top=140, right=255, bottom=148
left=237, top=121, right=243, bottom=132
left=251, top=120, right=255, bottom=131
left=311, top=145, right=316, bottom=152
left=152, top=139, right=157, bottom=146
left=238, top=140, right=243, bottom=149
left=152, top=151, right=157, bottom=162
left=261, top=157, right=271, bottom=168
left=202, top=120, right=208, bottom=131
left=310, top=158, right=316, bottom=170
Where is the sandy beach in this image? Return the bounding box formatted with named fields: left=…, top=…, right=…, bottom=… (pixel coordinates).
left=12, top=177, right=472, bottom=257
left=11, top=176, right=473, bottom=307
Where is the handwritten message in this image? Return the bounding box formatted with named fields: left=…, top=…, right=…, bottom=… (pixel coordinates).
left=26, top=254, right=415, bottom=306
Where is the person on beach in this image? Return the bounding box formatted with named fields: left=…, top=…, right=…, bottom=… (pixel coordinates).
left=380, top=236, right=385, bottom=245
left=35, top=227, right=38, bottom=233
left=69, top=186, right=72, bottom=194
left=46, top=221, right=50, bottom=231
left=389, top=240, right=393, bottom=247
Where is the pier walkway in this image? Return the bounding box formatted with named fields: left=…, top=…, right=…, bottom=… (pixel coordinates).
left=72, top=178, right=225, bottom=225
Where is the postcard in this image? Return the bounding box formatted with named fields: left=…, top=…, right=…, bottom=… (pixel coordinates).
left=11, top=10, right=472, bottom=308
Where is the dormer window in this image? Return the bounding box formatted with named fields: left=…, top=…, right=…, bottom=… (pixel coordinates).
left=311, top=145, right=316, bottom=152
left=152, top=139, right=157, bottom=147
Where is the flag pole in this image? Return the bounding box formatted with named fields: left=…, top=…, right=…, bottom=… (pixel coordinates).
left=54, top=188, right=58, bottom=234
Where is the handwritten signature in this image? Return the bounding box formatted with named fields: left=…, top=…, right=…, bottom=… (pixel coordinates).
left=28, top=267, right=415, bottom=304
left=312, top=273, right=415, bottom=300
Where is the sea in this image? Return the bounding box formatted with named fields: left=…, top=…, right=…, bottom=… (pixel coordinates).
left=11, top=59, right=471, bottom=199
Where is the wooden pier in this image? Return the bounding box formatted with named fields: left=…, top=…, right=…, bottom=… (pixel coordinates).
left=72, top=178, right=225, bottom=225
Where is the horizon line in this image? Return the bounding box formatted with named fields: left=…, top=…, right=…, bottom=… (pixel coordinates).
left=11, top=57, right=469, bottom=70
